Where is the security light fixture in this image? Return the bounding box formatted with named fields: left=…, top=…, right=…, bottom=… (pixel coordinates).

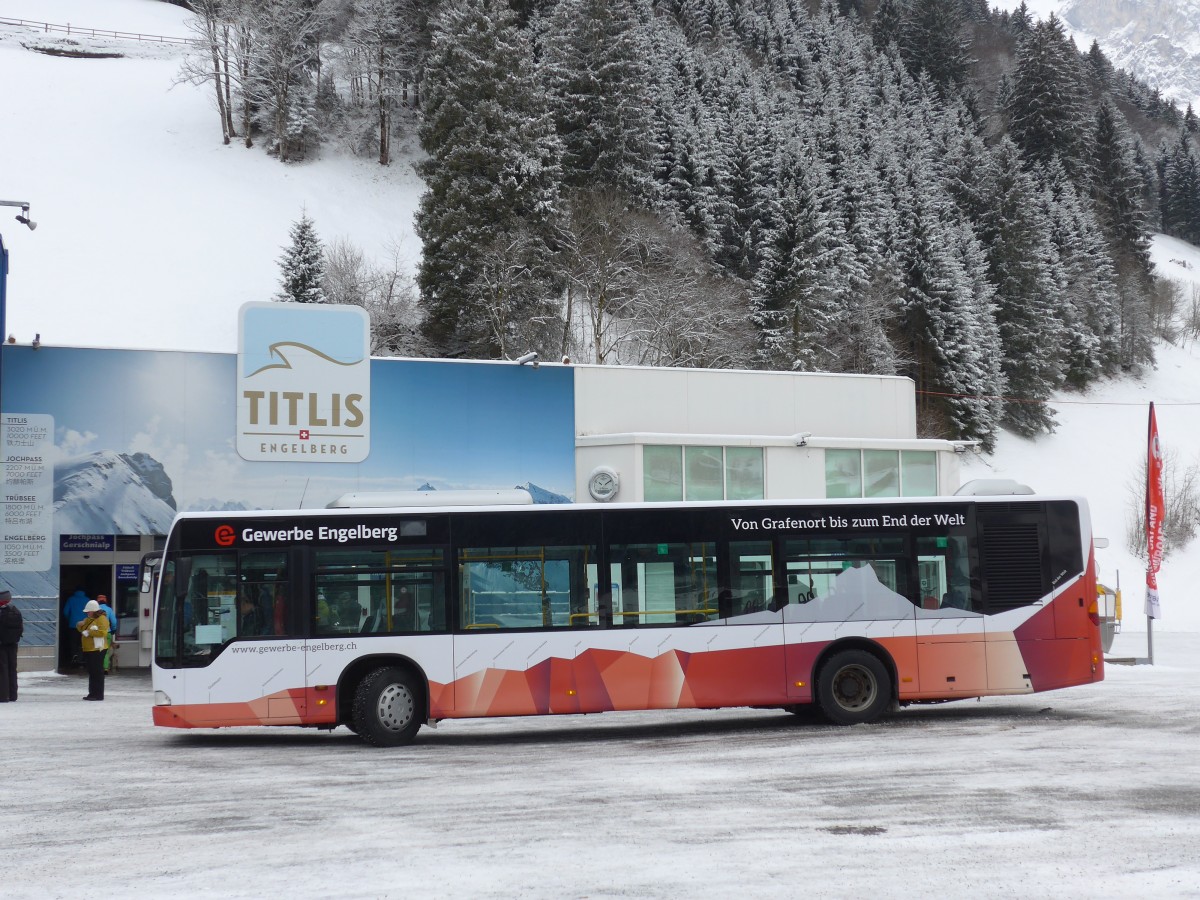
left=794, top=432, right=812, bottom=447
left=0, top=200, right=35, bottom=231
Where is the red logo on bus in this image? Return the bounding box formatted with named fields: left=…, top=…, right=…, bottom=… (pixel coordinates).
left=214, top=524, right=236, bottom=547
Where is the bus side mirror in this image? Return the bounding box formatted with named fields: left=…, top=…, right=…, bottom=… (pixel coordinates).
left=140, top=553, right=162, bottom=593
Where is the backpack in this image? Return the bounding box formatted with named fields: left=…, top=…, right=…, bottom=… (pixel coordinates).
left=0, top=603, right=22, bottom=644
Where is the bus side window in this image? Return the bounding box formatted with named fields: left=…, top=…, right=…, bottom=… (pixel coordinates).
left=607, top=542, right=718, bottom=626
left=782, top=536, right=910, bottom=620
left=459, top=545, right=597, bottom=630
left=917, top=535, right=973, bottom=612
left=729, top=541, right=774, bottom=617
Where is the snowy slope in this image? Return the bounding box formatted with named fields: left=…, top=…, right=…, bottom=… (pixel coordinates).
left=0, top=0, right=426, bottom=353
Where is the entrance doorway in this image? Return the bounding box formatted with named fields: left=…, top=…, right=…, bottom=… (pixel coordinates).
left=59, top=565, right=111, bottom=672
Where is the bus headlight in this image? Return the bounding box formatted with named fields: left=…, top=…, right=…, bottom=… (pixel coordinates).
left=153, top=690, right=173, bottom=706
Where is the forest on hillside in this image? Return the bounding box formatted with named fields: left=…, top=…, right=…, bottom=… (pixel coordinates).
left=179, top=0, right=1200, bottom=449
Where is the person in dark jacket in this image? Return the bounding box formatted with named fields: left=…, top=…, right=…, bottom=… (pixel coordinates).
left=62, top=587, right=90, bottom=666
left=238, top=591, right=263, bottom=636
left=0, top=590, right=23, bottom=702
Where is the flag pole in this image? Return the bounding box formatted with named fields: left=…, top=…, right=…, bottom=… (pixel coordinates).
left=1144, top=401, right=1163, bottom=665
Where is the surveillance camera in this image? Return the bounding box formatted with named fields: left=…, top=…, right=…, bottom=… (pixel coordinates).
left=795, top=431, right=812, bottom=447
left=15, top=213, right=36, bottom=231
left=516, top=351, right=539, bottom=365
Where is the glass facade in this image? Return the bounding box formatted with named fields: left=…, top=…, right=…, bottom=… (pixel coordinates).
left=644, top=445, right=764, bottom=502
left=826, top=450, right=937, bottom=499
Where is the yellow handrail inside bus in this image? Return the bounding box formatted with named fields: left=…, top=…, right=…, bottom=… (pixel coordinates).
left=568, top=608, right=717, bottom=624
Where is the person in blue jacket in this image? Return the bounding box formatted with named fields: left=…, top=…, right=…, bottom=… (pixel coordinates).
left=63, top=587, right=91, bottom=667
left=96, top=594, right=118, bottom=673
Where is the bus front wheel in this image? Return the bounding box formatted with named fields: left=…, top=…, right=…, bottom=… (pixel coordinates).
left=816, top=649, right=890, bottom=726
left=352, top=666, right=423, bottom=746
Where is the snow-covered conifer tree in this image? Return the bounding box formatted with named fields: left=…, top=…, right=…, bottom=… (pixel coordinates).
left=275, top=212, right=328, bottom=303
left=537, top=0, right=655, bottom=200
left=415, top=0, right=564, bottom=358
left=751, top=143, right=846, bottom=372
left=1091, top=103, right=1152, bottom=275
left=1006, top=14, right=1091, bottom=183
left=975, top=139, right=1065, bottom=435
left=898, top=0, right=971, bottom=99
left=893, top=156, right=1004, bottom=450
left=1036, top=161, right=1126, bottom=380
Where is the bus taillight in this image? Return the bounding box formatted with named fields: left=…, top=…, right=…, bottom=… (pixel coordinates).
left=1087, top=598, right=1100, bottom=626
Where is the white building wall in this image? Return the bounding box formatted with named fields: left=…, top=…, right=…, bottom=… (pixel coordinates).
left=573, top=366, right=917, bottom=439
left=571, top=365, right=968, bottom=504
left=765, top=446, right=825, bottom=498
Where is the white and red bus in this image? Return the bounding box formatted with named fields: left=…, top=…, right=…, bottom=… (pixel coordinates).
left=149, top=495, right=1104, bottom=745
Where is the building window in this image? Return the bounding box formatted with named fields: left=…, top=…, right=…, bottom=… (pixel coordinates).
left=901, top=450, right=937, bottom=496
left=825, top=449, right=938, bottom=498
left=726, top=447, right=765, bottom=501
left=643, top=445, right=764, bottom=502
left=685, top=446, right=724, bottom=500
left=825, top=449, right=863, bottom=498
left=863, top=450, right=900, bottom=498
left=644, top=445, right=683, bottom=501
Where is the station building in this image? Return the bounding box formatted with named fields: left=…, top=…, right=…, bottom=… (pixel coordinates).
left=0, top=303, right=970, bottom=672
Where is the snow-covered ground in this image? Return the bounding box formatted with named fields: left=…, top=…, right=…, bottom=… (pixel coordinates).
left=5, top=629, right=1200, bottom=898
left=3, top=0, right=1200, bottom=638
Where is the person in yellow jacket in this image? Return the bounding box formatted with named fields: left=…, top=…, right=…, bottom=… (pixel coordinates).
left=77, top=599, right=110, bottom=701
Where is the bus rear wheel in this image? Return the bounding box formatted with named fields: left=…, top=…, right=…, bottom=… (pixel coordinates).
left=352, top=666, right=423, bottom=746
left=816, top=649, right=890, bottom=726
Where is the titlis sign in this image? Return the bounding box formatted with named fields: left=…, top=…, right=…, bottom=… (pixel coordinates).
left=236, top=301, right=371, bottom=463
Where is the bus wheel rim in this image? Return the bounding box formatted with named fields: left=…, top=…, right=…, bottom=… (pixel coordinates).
left=377, top=683, right=415, bottom=731
left=832, top=665, right=876, bottom=712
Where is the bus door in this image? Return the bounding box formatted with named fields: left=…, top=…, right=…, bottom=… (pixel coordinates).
left=723, top=541, right=788, bottom=705
left=914, top=535, right=987, bottom=697
left=454, top=542, right=600, bottom=717
left=602, top=540, right=767, bottom=710
left=176, top=550, right=305, bottom=723
left=310, top=546, right=453, bottom=715
left=781, top=534, right=917, bottom=702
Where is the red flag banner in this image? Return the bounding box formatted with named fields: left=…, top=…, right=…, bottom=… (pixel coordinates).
left=1146, top=402, right=1164, bottom=619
